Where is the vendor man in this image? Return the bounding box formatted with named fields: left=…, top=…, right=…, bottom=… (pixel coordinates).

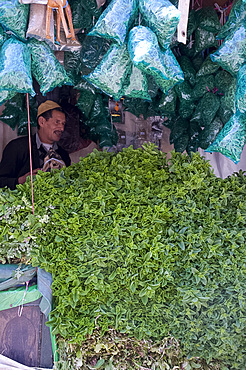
left=0, top=100, right=71, bottom=190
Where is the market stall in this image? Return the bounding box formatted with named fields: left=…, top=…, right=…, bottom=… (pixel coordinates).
left=0, top=0, right=246, bottom=369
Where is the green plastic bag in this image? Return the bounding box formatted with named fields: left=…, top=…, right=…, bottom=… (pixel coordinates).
left=76, top=80, right=97, bottom=118
left=187, top=9, right=198, bottom=37
left=178, top=55, right=196, bottom=86
left=235, top=63, right=246, bottom=113
left=191, top=54, right=204, bottom=72
left=0, top=0, right=29, bottom=41
left=174, top=80, right=193, bottom=102
left=123, top=97, right=151, bottom=119
left=88, top=0, right=138, bottom=45
left=80, top=36, right=112, bottom=73
left=210, top=23, right=246, bottom=76
left=70, top=0, right=101, bottom=31
left=139, top=0, right=180, bottom=50
left=122, top=65, right=152, bottom=101
left=199, top=116, right=223, bottom=150
left=173, top=132, right=189, bottom=153
left=196, top=55, right=220, bottom=77
left=0, top=38, right=35, bottom=96
left=205, top=110, right=246, bottom=163
left=0, top=25, right=7, bottom=47
left=196, top=7, right=221, bottom=33
left=214, top=70, right=234, bottom=95
left=192, top=74, right=215, bottom=100
left=178, top=99, right=195, bottom=119
left=169, top=117, right=189, bottom=144
left=216, top=0, right=246, bottom=40
left=64, top=50, right=82, bottom=85
left=158, top=88, right=177, bottom=116
left=0, top=90, right=16, bottom=106
left=84, top=43, right=132, bottom=101
left=190, top=92, right=220, bottom=127
left=28, top=39, right=72, bottom=96
left=194, top=28, right=218, bottom=55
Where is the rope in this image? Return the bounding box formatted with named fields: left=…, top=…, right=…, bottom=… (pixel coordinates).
left=27, top=93, right=34, bottom=215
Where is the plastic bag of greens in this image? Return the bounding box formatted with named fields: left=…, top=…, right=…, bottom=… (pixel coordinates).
left=235, top=63, right=246, bottom=113
left=122, top=65, right=152, bottom=101
left=0, top=38, right=35, bottom=96
left=199, top=116, right=223, bottom=149
left=178, top=55, right=196, bottom=85
left=158, top=88, right=177, bottom=116
left=64, top=50, right=81, bottom=85
left=191, top=54, right=204, bottom=72
left=0, top=93, right=24, bottom=130
left=139, top=0, right=180, bottom=50
left=80, top=36, right=112, bottom=73
left=192, top=74, right=215, bottom=100
left=76, top=80, right=97, bottom=118
left=194, top=28, right=218, bottom=55
left=128, top=26, right=184, bottom=93
left=0, top=90, right=16, bottom=106
left=174, top=80, right=193, bottom=102
left=169, top=117, right=189, bottom=144
left=84, top=43, right=132, bottom=101
left=123, top=97, right=151, bottom=119
left=196, top=55, right=220, bottom=77
left=146, top=75, right=160, bottom=98
left=210, top=23, right=246, bottom=76
left=71, top=0, right=101, bottom=31
left=217, top=78, right=236, bottom=124
left=28, top=39, right=72, bottom=96
left=187, top=9, right=198, bottom=37
left=214, top=70, right=234, bottom=95
left=178, top=100, right=195, bottom=119
left=0, top=0, right=29, bottom=40
left=173, top=132, right=189, bottom=153
left=88, top=0, right=138, bottom=44
left=217, top=0, right=246, bottom=40
left=196, top=7, right=221, bottom=33
left=205, top=110, right=246, bottom=163
left=0, top=25, right=7, bottom=47
left=190, top=92, right=220, bottom=127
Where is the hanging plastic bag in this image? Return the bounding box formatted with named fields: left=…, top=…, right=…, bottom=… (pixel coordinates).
left=191, top=54, right=204, bottom=72
left=28, top=39, right=73, bottom=96
left=190, top=92, right=220, bottom=127
left=88, top=0, right=138, bottom=44
left=158, top=88, right=177, bottom=116
left=122, top=65, right=152, bottom=101
left=178, top=55, right=196, bottom=86
left=0, top=38, right=35, bottom=96
left=26, top=4, right=55, bottom=47
left=64, top=50, right=82, bottom=85
left=84, top=43, right=132, bottom=101
left=192, top=74, right=215, bottom=100
left=210, top=23, right=246, bottom=76
left=218, top=78, right=236, bottom=124
left=80, top=36, right=112, bottom=73
left=169, top=117, right=189, bottom=144
left=216, top=0, right=246, bottom=40
left=196, top=55, right=220, bottom=77
left=214, top=70, right=234, bottom=95
left=198, top=116, right=223, bottom=150
left=71, top=0, right=101, bottom=31
left=138, top=0, right=180, bottom=50
left=205, top=110, right=246, bottom=163
left=187, top=9, right=198, bottom=37
left=0, top=25, right=7, bottom=47
left=178, top=100, right=195, bottom=119
left=194, top=28, right=218, bottom=55
left=235, top=63, right=246, bottom=113
left=128, top=26, right=184, bottom=93
left=0, top=90, right=16, bottom=106
left=0, top=0, right=29, bottom=41
left=76, top=80, right=97, bottom=118
left=174, top=80, right=193, bottom=101
left=196, top=7, right=221, bottom=33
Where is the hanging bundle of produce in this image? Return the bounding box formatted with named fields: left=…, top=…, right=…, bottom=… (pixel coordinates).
left=210, top=22, right=246, bottom=76
left=128, top=26, right=184, bottom=93
left=75, top=80, right=98, bottom=119
left=216, top=0, right=246, bottom=40
left=235, top=63, right=246, bottom=113
left=28, top=39, right=73, bottom=96
left=121, top=65, right=152, bottom=101
left=0, top=93, right=37, bottom=134
left=0, top=90, right=16, bottom=106
left=0, top=0, right=29, bottom=40
left=84, top=43, right=132, bottom=101
left=88, top=0, right=138, bottom=44
left=0, top=37, right=35, bottom=96
left=70, top=0, right=102, bottom=32
left=138, top=0, right=180, bottom=50
left=206, top=110, right=246, bottom=163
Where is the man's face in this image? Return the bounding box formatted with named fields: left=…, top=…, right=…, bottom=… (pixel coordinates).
left=38, top=110, right=66, bottom=144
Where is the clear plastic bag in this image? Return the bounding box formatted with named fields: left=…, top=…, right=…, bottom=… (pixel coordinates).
left=158, top=88, right=177, bottom=116
left=139, top=0, right=180, bottom=50
left=0, top=90, right=16, bottom=106
left=192, top=74, right=215, bottom=100
left=198, top=116, right=223, bottom=150
left=214, top=70, right=234, bottom=95
left=216, top=0, right=246, bottom=40
left=235, top=63, right=246, bottom=113
left=0, top=0, right=29, bottom=40
left=210, top=23, right=246, bottom=76
left=28, top=39, right=73, bottom=96
left=0, top=38, right=35, bottom=96
left=76, top=80, right=97, bottom=118
left=196, top=55, right=220, bottom=77
left=196, top=7, right=221, bottom=33
left=122, top=65, right=152, bottom=101
left=0, top=25, right=7, bottom=47
left=178, top=55, right=196, bottom=86
left=178, top=99, right=195, bottom=119
left=88, top=0, right=138, bottom=44
left=190, top=92, right=220, bottom=127
left=194, top=27, right=218, bottom=55
left=128, top=26, right=184, bottom=93
left=205, top=110, right=246, bottom=163
left=84, top=43, right=132, bottom=101
left=80, top=36, right=112, bottom=72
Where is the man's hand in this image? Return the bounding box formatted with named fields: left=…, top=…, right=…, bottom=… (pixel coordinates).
left=18, top=168, right=41, bottom=185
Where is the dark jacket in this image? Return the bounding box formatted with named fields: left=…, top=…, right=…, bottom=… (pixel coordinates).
left=0, top=135, right=71, bottom=190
